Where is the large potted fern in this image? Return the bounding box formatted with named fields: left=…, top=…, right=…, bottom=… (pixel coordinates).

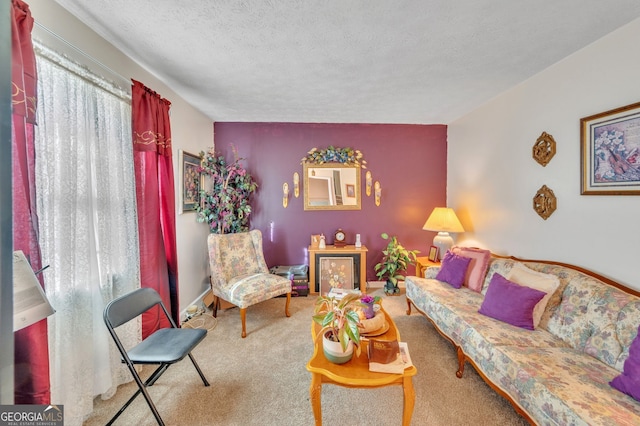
left=374, top=233, right=419, bottom=295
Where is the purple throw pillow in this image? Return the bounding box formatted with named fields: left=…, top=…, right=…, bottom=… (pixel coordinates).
left=610, top=325, right=640, bottom=401
left=435, top=250, right=472, bottom=289
left=478, top=273, right=546, bottom=330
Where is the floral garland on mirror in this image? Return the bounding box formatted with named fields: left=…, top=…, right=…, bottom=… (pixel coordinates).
left=301, top=146, right=366, bottom=168
left=196, top=146, right=258, bottom=234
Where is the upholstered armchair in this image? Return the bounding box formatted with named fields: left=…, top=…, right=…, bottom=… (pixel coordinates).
left=207, top=230, right=291, bottom=338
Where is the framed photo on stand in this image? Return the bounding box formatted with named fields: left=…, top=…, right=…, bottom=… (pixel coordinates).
left=428, top=245, right=439, bottom=262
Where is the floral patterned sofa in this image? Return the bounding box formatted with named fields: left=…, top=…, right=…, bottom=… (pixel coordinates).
left=405, top=254, right=640, bottom=425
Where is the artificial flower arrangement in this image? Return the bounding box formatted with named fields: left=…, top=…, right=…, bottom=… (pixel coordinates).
left=195, top=146, right=258, bottom=234
left=359, top=294, right=381, bottom=320
left=301, top=146, right=367, bottom=168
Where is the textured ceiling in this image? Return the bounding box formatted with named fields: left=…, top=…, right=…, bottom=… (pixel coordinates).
left=54, top=0, right=640, bottom=124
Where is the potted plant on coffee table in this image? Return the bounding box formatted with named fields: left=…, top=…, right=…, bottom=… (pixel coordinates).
left=374, top=233, right=420, bottom=295
left=312, top=292, right=362, bottom=364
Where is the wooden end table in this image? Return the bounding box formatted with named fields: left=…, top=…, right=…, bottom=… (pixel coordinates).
left=305, top=307, right=417, bottom=425
left=415, top=256, right=440, bottom=278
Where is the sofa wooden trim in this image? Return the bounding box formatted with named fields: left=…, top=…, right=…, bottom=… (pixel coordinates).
left=406, top=253, right=640, bottom=425
left=494, top=254, right=640, bottom=297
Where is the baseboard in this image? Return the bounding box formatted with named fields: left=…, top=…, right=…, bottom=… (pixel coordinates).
left=180, top=288, right=211, bottom=322
left=367, top=280, right=406, bottom=289
left=183, top=282, right=401, bottom=318
left=368, top=280, right=385, bottom=288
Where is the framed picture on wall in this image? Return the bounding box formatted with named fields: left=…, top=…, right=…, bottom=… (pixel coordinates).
left=318, top=257, right=355, bottom=295
left=580, top=101, right=640, bottom=195
left=179, top=150, right=202, bottom=213
left=345, top=184, right=355, bottom=198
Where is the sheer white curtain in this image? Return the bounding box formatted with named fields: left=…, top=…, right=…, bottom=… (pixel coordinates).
left=34, top=42, right=141, bottom=426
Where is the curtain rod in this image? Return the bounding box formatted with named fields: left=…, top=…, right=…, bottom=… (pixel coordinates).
left=34, top=21, right=131, bottom=89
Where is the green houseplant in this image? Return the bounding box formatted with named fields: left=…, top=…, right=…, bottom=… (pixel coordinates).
left=312, top=292, right=362, bottom=363
left=195, top=146, right=258, bottom=234
left=374, top=233, right=420, bottom=295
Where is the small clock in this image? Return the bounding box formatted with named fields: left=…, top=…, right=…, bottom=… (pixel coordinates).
left=334, top=229, right=347, bottom=247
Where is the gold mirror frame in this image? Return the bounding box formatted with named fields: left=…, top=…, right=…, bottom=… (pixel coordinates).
left=303, top=163, right=361, bottom=210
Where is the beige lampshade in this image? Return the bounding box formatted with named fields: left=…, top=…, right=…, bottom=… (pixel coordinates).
left=423, top=208, right=464, bottom=260
left=422, top=207, right=464, bottom=233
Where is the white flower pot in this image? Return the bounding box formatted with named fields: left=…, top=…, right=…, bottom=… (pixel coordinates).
left=322, top=331, right=354, bottom=364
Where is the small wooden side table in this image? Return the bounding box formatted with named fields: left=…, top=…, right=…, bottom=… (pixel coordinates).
left=415, top=257, right=440, bottom=278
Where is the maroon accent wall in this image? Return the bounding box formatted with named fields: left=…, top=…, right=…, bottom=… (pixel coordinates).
left=214, top=122, right=447, bottom=281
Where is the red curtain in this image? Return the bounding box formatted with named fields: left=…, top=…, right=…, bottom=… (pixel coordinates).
left=131, top=80, right=179, bottom=337
left=11, top=0, right=50, bottom=404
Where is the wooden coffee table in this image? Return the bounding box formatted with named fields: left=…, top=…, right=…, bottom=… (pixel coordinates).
left=306, top=307, right=417, bottom=426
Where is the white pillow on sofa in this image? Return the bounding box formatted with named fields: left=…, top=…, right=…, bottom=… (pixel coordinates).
left=506, top=263, right=560, bottom=329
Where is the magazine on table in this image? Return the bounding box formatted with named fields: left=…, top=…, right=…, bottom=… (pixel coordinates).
left=327, top=287, right=362, bottom=299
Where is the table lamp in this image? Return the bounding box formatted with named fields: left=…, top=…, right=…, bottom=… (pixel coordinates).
left=422, top=207, right=464, bottom=260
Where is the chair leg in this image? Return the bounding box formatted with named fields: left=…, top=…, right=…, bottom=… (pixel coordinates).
left=211, top=295, right=219, bottom=318
left=240, top=307, right=247, bottom=338
left=107, top=363, right=166, bottom=426
left=188, top=353, right=211, bottom=386
left=285, top=292, right=291, bottom=317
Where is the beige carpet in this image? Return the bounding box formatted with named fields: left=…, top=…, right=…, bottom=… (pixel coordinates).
left=83, top=289, right=528, bottom=425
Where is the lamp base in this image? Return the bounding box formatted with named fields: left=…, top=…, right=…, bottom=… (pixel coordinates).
left=432, top=232, right=454, bottom=260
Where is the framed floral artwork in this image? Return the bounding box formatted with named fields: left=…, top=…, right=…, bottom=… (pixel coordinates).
left=580, top=101, right=640, bottom=195
left=179, top=150, right=202, bottom=213
left=318, top=257, right=355, bottom=295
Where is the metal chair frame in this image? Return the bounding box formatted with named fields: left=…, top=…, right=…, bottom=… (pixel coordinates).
left=104, top=287, right=210, bottom=425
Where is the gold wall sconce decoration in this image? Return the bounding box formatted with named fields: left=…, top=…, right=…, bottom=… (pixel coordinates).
left=533, top=131, right=557, bottom=167
left=282, top=182, right=289, bottom=208
left=293, top=172, right=300, bottom=198
left=533, top=184, right=557, bottom=220
left=374, top=181, right=381, bottom=206
left=366, top=171, right=372, bottom=196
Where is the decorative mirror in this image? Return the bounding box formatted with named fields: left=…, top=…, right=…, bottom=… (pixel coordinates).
left=303, top=163, right=361, bottom=210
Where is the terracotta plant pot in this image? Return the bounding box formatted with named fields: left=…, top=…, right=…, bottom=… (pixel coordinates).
left=322, top=331, right=354, bottom=364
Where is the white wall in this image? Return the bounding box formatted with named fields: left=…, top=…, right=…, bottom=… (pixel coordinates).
left=448, top=18, right=640, bottom=290
left=29, top=0, right=214, bottom=310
